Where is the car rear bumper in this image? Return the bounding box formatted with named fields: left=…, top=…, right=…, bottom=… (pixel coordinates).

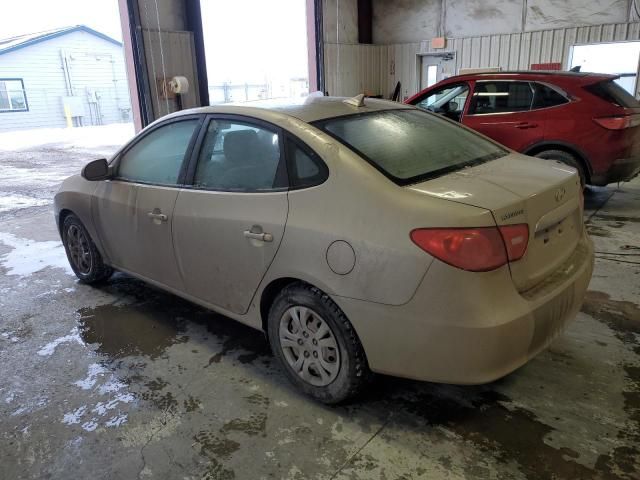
left=333, top=234, right=594, bottom=384
left=591, top=156, right=640, bottom=186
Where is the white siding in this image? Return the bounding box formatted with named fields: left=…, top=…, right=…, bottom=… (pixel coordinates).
left=324, top=21, right=640, bottom=100
left=0, top=30, right=131, bottom=132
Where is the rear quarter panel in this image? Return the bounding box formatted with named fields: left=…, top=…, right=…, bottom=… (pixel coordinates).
left=260, top=118, right=497, bottom=307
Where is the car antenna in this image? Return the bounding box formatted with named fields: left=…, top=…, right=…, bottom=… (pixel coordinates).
left=343, top=94, right=366, bottom=107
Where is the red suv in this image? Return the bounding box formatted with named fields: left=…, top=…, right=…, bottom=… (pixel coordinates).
left=406, top=71, right=640, bottom=186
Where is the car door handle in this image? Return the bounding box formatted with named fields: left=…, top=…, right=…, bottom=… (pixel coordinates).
left=514, top=122, right=538, bottom=129
left=147, top=212, right=168, bottom=222
left=243, top=230, right=273, bottom=242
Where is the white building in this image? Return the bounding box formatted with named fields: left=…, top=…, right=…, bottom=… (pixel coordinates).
left=0, top=25, right=131, bottom=132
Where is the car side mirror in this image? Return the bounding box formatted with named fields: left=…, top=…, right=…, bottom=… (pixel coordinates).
left=81, top=158, right=110, bottom=181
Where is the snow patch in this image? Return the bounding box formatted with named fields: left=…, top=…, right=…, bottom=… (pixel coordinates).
left=63, top=368, right=135, bottom=431
left=0, top=165, right=68, bottom=188
left=0, top=123, right=135, bottom=151
left=63, top=405, right=88, bottom=425
left=1, top=331, right=20, bottom=343
left=0, top=232, right=73, bottom=277
left=105, top=414, right=128, bottom=428
left=81, top=420, right=98, bottom=432
left=73, top=363, right=107, bottom=390
left=0, top=195, right=50, bottom=213
left=37, top=328, right=83, bottom=356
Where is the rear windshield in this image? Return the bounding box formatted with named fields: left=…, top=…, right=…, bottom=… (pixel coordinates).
left=315, top=109, right=507, bottom=185
left=586, top=80, right=640, bottom=108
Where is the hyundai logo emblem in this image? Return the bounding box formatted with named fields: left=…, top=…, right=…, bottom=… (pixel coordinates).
left=555, top=187, right=566, bottom=202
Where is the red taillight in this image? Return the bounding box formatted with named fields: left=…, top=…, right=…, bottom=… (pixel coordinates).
left=593, top=115, right=640, bottom=130
left=498, top=224, right=529, bottom=261
left=410, top=225, right=529, bottom=272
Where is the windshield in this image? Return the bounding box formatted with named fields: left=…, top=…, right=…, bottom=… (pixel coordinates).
left=315, top=109, right=507, bottom=185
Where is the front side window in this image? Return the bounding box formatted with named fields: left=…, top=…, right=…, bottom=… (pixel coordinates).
left=194, top=119, right=284, bottom=191
left=469, top=81, right=533, bottom=114
left=117, top=119, right=200, bottom=185
left=316, top=109, right=507, bottom=185
left=0, top=79, right=28, bottom=112
left=415, top=83, right=469, bottom=122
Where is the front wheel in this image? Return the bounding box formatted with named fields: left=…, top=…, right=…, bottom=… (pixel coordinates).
left=267, top=283, right=371, bottom=404
left=62, top=214, right=113, bottom=284
left=534, top=149, right=586, bottom=187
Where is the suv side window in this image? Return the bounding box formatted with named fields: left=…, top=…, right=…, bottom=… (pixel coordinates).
left=285, top=136, right=328, bottom=189
left=415, top=83, right=469, bottom=122
left=117, top=119, right=200, bottom=185
left=469, top=81, right=533, bottom=115
left=193, top=119, right=286, bottom=191
left=532, top=83, right=569, bottom=109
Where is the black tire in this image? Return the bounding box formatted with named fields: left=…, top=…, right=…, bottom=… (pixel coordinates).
left=267, top=283, right=371, bottom=404
left=62, top=214, right=113, bottom=284
left=534, top=149, right=586, bottom=187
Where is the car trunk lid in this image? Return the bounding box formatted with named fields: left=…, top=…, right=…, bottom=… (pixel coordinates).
left=409, top=154, right=583, bottom=292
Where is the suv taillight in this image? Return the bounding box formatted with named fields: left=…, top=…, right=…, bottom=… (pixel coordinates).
left=410, top=225, right=529, bottom=272
left=593, top=115, right=640, bottom=130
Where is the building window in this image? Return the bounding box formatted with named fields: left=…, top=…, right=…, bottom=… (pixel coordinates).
left=0, top=79, right=28, bottom=112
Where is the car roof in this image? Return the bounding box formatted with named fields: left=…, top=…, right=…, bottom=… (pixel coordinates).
left=164, top=97, right=413, bottom=124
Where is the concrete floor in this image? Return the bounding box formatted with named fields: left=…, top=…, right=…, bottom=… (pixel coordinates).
left=0, top=134, right=639, bottom=479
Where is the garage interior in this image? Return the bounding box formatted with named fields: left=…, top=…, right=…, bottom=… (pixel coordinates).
left=1, top=0, right=639, bottom=479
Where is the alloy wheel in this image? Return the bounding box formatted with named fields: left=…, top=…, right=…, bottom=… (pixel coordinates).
left=66, top=224, right=92, bottom=275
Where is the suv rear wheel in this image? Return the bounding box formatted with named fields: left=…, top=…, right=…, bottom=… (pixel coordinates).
left=534, top=149, right=586, bottom=187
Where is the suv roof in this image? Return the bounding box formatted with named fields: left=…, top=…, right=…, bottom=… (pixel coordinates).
left=445, top=70, right=616, bottom=82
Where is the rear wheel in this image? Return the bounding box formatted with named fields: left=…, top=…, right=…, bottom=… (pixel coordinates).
left=267, top=283, right=371, bottom=404
left=534, top=149, right=586, bottom=187
left=62, top=214, right=113, bottom=284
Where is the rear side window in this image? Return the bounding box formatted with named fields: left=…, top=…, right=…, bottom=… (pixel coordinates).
left=470, top=81, right=533, bottom=114
left=285, top=137, right=328, bottom=189
left=316, top=109, right=507, bottom=185
left=532, top=83, right=569, bottom=109
left=193, top=119, right=286, bottom=192
left=585, top=80, right=640, bottom=108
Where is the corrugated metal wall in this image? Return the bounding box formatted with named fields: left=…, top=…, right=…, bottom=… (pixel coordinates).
left=142, top=29, right=199, bottom=118
left=324, top=21, right=640, bottom=100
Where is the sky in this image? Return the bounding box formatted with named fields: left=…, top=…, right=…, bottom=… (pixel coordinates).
left=1, top=0, right=309, bottom=86
left=1, top=0, right=123, bottom=41
left=200, top=0, right=309, bottom=84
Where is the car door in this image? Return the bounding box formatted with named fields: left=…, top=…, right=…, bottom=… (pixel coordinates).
left=92, top=116, right=202, bottom=290
left=463, top=80, right=546, bottom=151
left=413, top=82, right=470, bottom=123
left=172, top=116, right=289, bottom=314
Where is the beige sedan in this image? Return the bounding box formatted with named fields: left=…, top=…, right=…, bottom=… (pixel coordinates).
left=54, top=97, right=594, bottom=403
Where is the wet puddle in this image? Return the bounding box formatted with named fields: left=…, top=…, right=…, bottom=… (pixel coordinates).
left=76, top=276, right=271, bottom=365
left=585, top=224, right=613, bottom=238
left=77, top=303, right=190, bottom=359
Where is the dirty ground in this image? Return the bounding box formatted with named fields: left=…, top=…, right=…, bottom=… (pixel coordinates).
left=0, top=129, right=638, bottom=479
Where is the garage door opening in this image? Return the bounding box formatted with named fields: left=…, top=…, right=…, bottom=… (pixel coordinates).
left=0, top=0, right=133, bottom=220
left=569, top=41, right=640, bottom=96
left=200, top=0, right=310, bottom=104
